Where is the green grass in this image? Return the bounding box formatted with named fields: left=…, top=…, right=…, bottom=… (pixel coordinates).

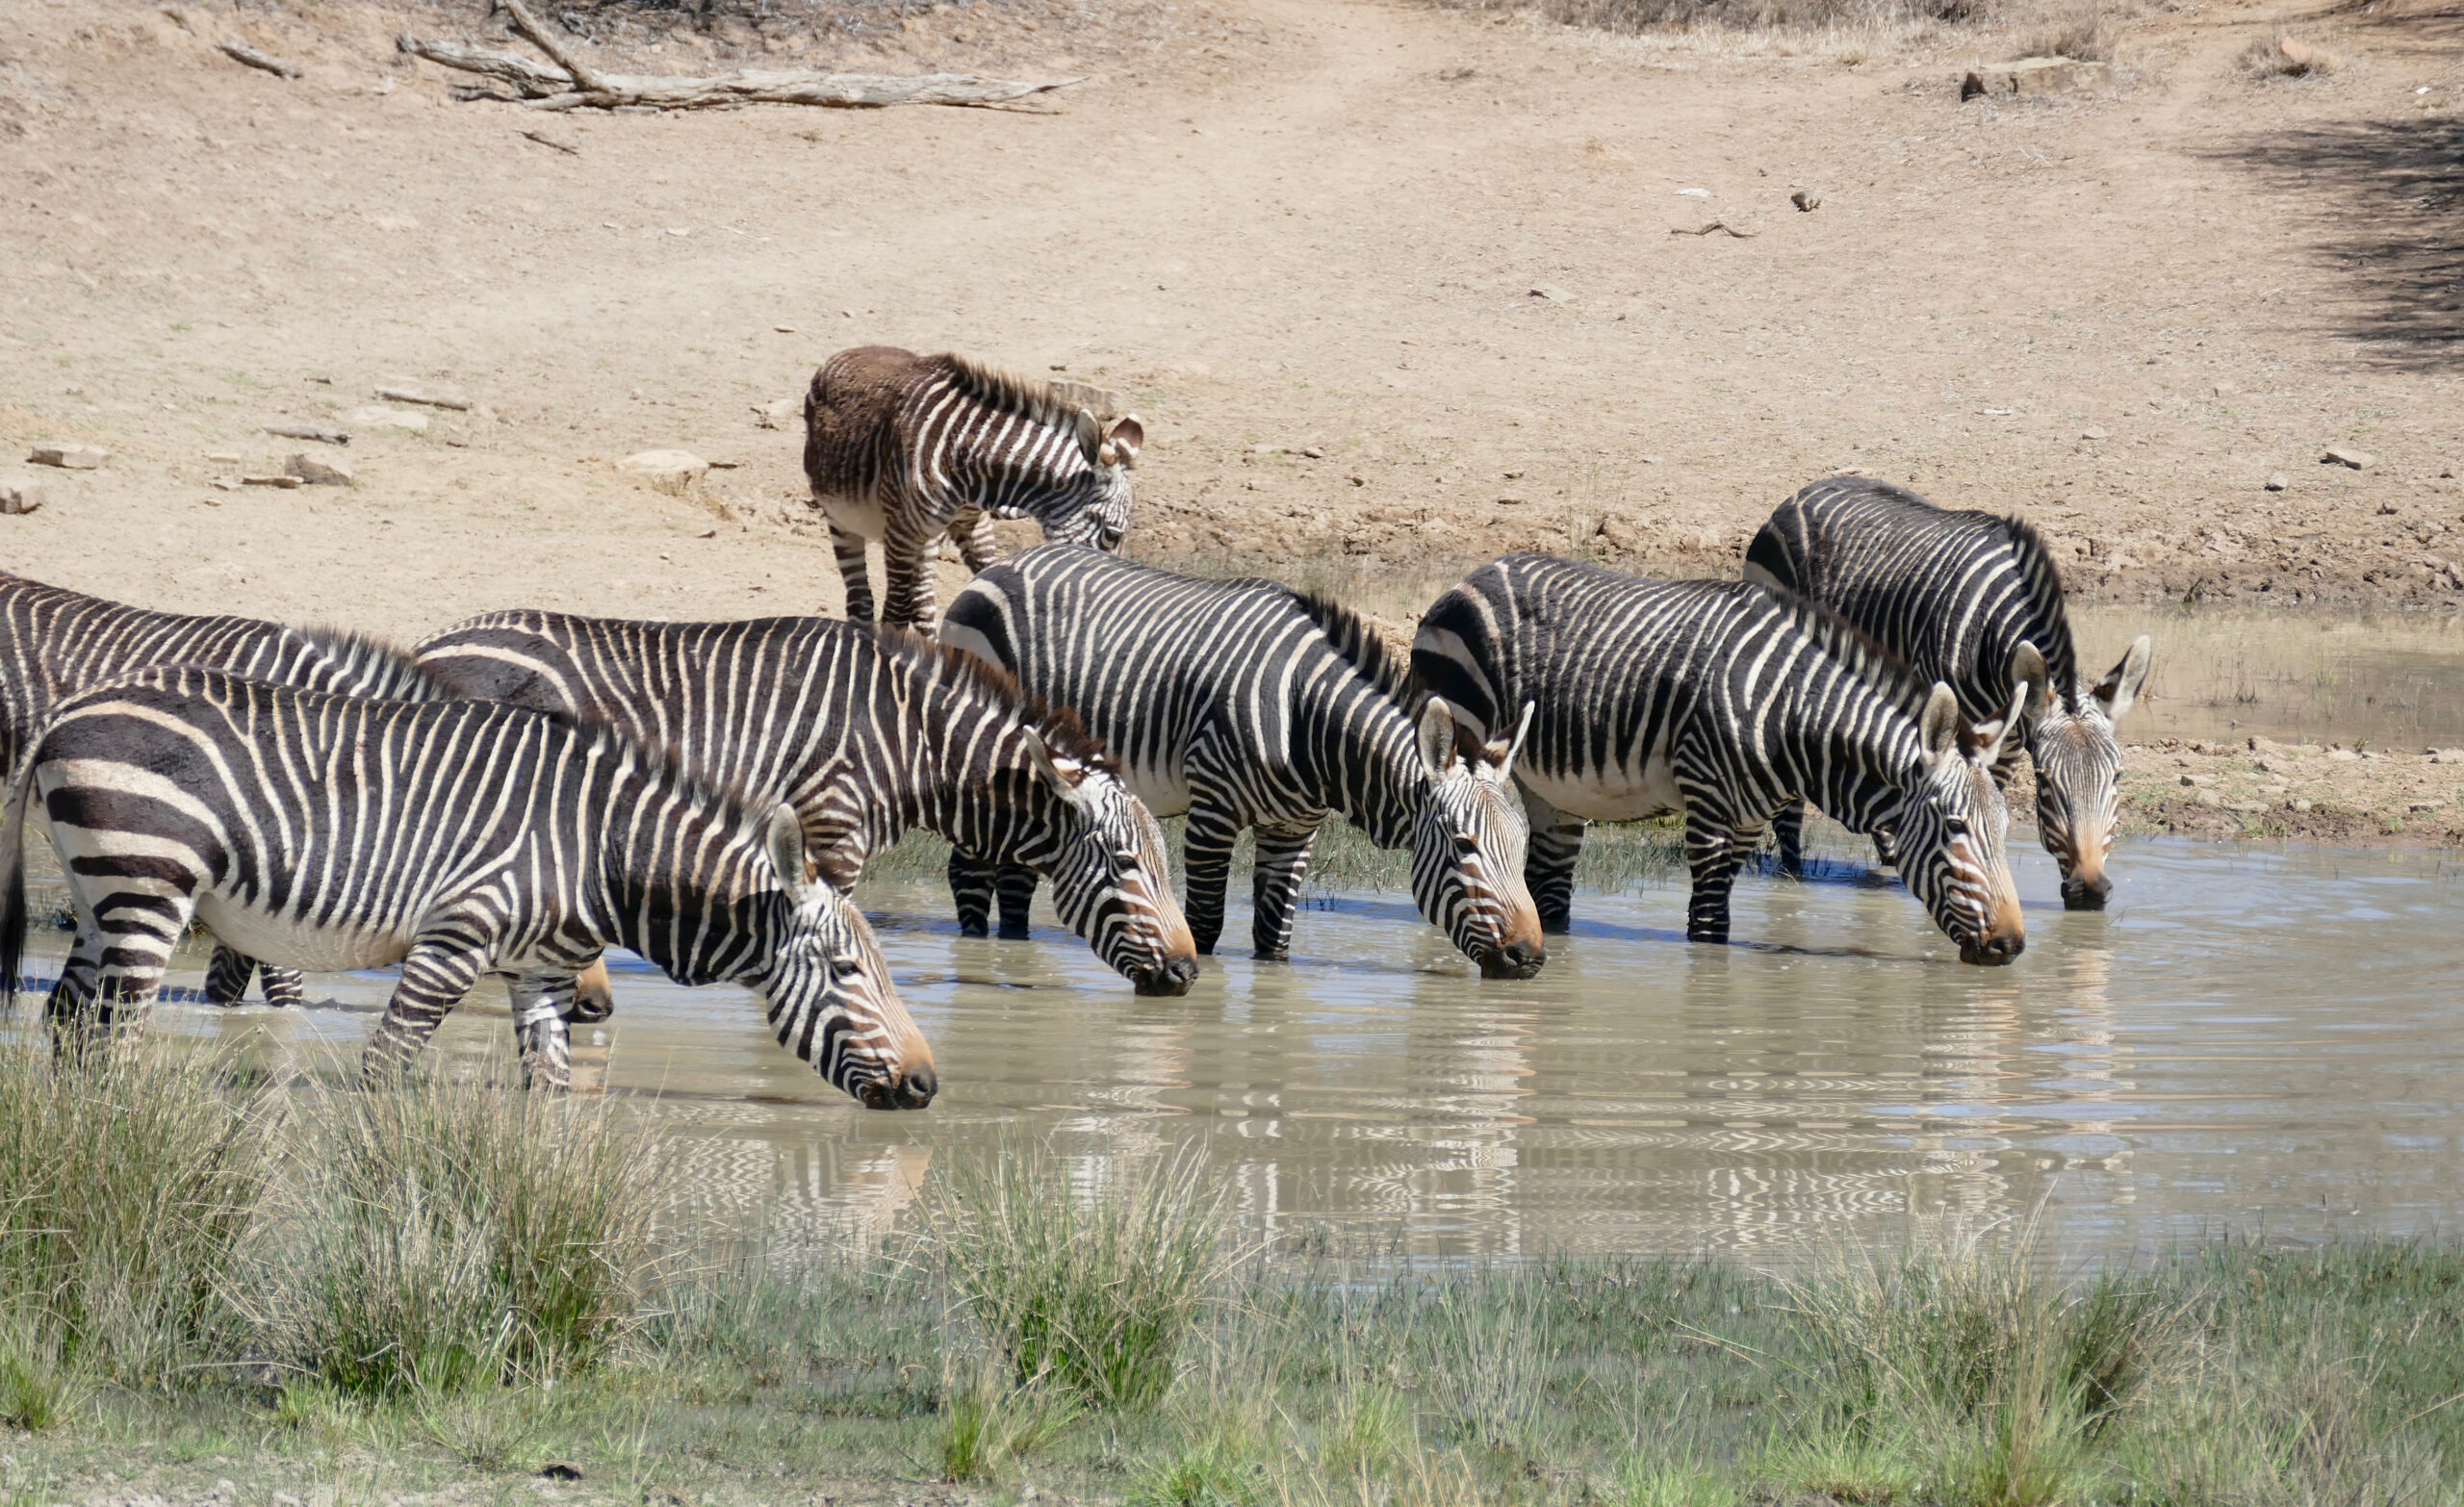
left=14, top=1059, right=2464, bottom=1506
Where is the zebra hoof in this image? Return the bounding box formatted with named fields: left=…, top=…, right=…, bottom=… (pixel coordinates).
left=995, top=923, right=1033, bottom=942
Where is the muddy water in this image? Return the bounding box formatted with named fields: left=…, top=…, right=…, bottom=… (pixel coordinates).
left=42, top=838, right=2464, bottom=1266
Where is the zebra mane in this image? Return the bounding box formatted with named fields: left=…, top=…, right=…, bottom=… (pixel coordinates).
left=292, top=625, right=451, bottom=699
left=1999, top=515, right=2083, bottom=712
left=1293, top=590, right=1421, bottom=709
left=862, top=624, right=1116, bottom=772
left=941, top=353, right=1103, bottom=461
left=1741, top=580, right=1938, bottom=727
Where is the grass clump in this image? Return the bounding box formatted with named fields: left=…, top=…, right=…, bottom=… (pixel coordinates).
left=2239, top=29, right=2341, bottom=77
left=0, top=1036, right=275, bottom=1389
left=270, top=1073, right=663, bottom=1399
left=922, top=1139, right=1232, bottom=1411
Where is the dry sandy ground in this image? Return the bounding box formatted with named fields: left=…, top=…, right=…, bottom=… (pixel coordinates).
left=0, top=0, right=2459, bottom=844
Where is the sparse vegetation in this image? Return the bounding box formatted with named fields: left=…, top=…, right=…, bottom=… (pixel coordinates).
left=2239, top=29, right=2341, bottom=77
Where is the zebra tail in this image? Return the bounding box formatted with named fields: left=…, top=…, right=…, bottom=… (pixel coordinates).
left=0, top=748, right=34, bottom=1005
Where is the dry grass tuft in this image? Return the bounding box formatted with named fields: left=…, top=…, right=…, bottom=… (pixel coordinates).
left=2239, top=30, right=2341, bottom=76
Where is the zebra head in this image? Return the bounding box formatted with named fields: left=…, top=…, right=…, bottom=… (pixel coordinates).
left=1413, top=698, right=1547, bottom=980
left=1017, top=727, right=1200, bottom=997
left=2013, top=635, right=2152, bottom=911
left=1041, top=414, right=1143, bottom=553
left=1890, top=682, right=2029, bottom=967
left=753, top=805, right=937, bottom=1109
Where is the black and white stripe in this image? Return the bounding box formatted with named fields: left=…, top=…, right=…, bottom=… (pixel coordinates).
left=804, top=346, right=1144, bottom=627
left=413, top=611, right=1199, bottom=996
left=1413, top=554, right=2029, bottom=964
left=1744, top=476, right=2152, bottom=909
left=940, top=546, right=1547, bottom=978
left=0, top=668, right=935, bottom=1104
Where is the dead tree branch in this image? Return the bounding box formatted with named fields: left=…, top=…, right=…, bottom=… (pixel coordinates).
left=218, top=40, right=301, bottom=79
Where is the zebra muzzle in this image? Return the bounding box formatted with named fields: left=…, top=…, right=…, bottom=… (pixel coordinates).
left=856, top=1061, right=939, bottom=1111
left=1133, top=956, right=1201, bottom=997
left=1479, top=937, right=1547, bottom=981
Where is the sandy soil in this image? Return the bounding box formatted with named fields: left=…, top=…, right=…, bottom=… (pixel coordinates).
left=0, top=0, right=2458, bottom=832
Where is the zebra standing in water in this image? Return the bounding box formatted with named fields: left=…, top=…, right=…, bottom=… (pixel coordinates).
left=0, top=668, right=936, bottom=1104
left=0, top=569, right=612, bottom=1019
left=804, top=345, right=1145, bottom=627
left=1413, top=554, right=2029, bottom=964
left=413, top=612, right=1199, bottom=996
left=1743, top=476, right=2152, bottom=909
left=940, top=546, right=1547, bottom=978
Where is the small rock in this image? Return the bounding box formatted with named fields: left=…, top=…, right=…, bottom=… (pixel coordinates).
left=618, top=448, right=708, bottom=497
left=2265, top=473, right=2288, bottom=491
left=2194, top=788, right=2221, bottom=806
left=209, top=476, right=238, bottom=492
left=753, top=397, right=801, bottom=430
left=2328, top=748, right=2361, bottom=762
left=285, top=452, right=353, bottom=485
left=1677, top=187, right=1711, bottom=197
left=242, top=473, right=304, bottom=489
left=0, top=474, right=43, bottom=515
left=2180, top=773, right=2214, bottom=787
left=2081, top=427, right=2110, bottom=441
left=2411, top=802, right=2446, bottom=813
left=266, top=422, right=348, bottom=445
left=347, top=406, right=429, bottom=433
left=205, top=450, right=243, bottom=463
left=2323, top=446, right=2375, bottom=470
left=2430, top=749, right=2464, bottom=764
left=773, top=324, right=796, bottom=334
left=1969, top=57, right=2107, bottom=94
left=27, top=442, right=107, bottom=469
left=1529, top=284, right=1577, bottom=302
left=2290, top=798, right=2314, bottom=813
left=1300, top=446, right=1325, bottom=459
left=374, top=382, right=471, bottom=411
left=1790, top=189, right=1822, bottom=211
left=1497, top=496, right=1527, bottom=505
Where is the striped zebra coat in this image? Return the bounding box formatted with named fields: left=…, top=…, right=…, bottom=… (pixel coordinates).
left=804, top=346, right=1144, bottom=628
left=0, top=668, right=935, bottom=1105
left=413, top=611, right=1198, bottom=996
left=1744, top=476, right=2152, bottom=909
left=1413, top=554, right=2029, bottom=964
left=941, top=546, right=1547, bottom=978
left=0, top=569, right=614, bottom=1018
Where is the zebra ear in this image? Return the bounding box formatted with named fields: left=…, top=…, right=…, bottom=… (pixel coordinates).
left=1971, top=679, right=2028, bottom=767
left=1417, top=696, right=1464, bottom=778
left=1104, top=416, right=1144, bottom=470
left=1920, top=682, right=1962, bottom=766
left=1021, top=727, right=1088, bottom=804
left=765, top=804, right=815, bottom=907
left=2011, top=641, right=2051, bottom=722
left=2094, top=635, right=2152, bottom=722
left=1495, top=701, right=1535, bottom=779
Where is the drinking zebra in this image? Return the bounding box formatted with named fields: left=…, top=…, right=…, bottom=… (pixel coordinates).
left=940, top=546, right=1547, bottom=978
left=1413, top=554, right=2029, bottom=964
left=0, top=668, right=935, bottom=1104
left=0, top=569, right=613, bottom=1019
left=413, top=611, right=1199, bottom=996
left=804, top=345, right=1144, bottom=627
left=1743, top=476, right=2152, bottom=909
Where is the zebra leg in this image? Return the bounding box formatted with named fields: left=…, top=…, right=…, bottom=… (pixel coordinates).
left=204, top=944, right=308, bottom=1009
left=43, top=934, right=103, bottom=1055
left=953, top=510, right=1003, bottom=574
left=53, top=890, right=192, bottom=1058
left=1182, top=801, right=1242, bottom=958
left=1682, top=811, right=1753, bottom=945
left=949, top=849, right=997, bottom=937
left=1518, top=782, right=1583, bottom=933
left=880, top=513, right=943, bottom=628
left=362, top=932, right=494, bottom=1082
left=994, top=863, right=1039, bottom=941
left=831, top=519, right=876, bottom=623
left=505, top=973, right=575, bottom=1093
left=1773, top=800, right=1810, bottom=881
left=1249, top=819, right=1322, bottom=961
left=257, top=964, right=307, bottom=1008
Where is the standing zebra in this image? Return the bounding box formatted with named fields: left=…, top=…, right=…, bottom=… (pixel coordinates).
left=939, top=546, right=1547, bottom=979
left=412, top=611, right=1199, bottom=996
left=1413, top=554, right=2029, bottom=964
left=0, top=569, right=612, bottom=1019
left=804, top=345, right=1144, bottom=627
left=1743, top=476, right=2153, bottom=909
left=0, top=668, right=936, bottom=1105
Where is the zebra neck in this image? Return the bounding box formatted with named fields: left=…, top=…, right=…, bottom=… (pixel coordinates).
left=1805, top=725, right=1926, bottom=839
left=600, top=811, right=764, bottom=988
left=1304, top=682, right=1422, bottom=849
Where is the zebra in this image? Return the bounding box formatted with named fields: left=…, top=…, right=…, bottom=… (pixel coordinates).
left=411, top=611, right=1200, bottom=996
left=804, top=345, right=1144, bottom=628
left=939, top=545, right=1548, bottom=979
left=1742, top=476, right=2153, bottom=909
left=0, top=667, right=936, bottom=1105
left=1412, top=554, right=2030, bottom=965
left=0, top=569, right=614, bottom=1019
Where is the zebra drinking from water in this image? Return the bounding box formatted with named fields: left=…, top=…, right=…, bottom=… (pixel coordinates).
left=939, top=546, right=1547, bottom=978
left=413, top=611, right=1199, bottom=996
left=1743, top=476, right=2152, bottom=909
left=0, top=668, right=936, bottom=1104
left=1413, top=554, right=2029, bottom=964
left=804, top=346, right=1144, bottom=627
left=0, top=569, right=614, bottom=1019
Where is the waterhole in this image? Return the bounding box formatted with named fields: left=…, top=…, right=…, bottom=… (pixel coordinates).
left=32, top=836, right=2461, bottom=1266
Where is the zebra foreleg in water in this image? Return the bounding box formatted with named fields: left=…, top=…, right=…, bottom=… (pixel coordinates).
left=947, top=850, right=1042, bottom=940
left=1516, top=783, right=1587, bottom=935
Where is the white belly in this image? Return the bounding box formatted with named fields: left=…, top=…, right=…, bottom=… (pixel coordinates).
left=819, top=490, right=888, bottom=543
left=1125, top=757, right=1193, bottom=820
left=194, top=895, right=414, bottom=973
left=1527, top=731, right=1683, bottom=824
